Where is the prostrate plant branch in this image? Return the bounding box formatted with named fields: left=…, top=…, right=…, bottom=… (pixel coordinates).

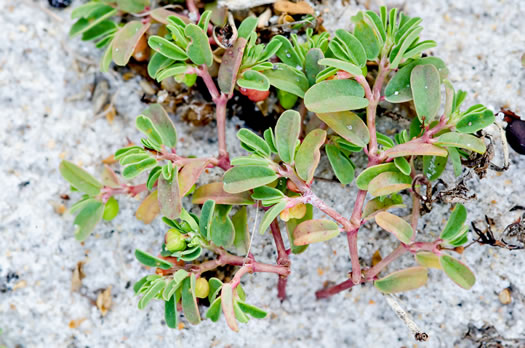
left=191, top=65, right=232, bottom=170
left=62, top=3, right=500, bottom=333
left=160, top=244, right=290, bottom=278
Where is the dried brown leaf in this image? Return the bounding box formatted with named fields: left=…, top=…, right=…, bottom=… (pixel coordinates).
left=96, top=286, right=112, bottom=316
left=274, top=0, right=314, bottom=15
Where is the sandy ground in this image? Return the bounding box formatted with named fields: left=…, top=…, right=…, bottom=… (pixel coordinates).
left=1, top=0, right=525, bottom=347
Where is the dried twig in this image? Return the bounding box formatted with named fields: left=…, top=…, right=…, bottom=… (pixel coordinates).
left=383, top=294, right=429, bottom=342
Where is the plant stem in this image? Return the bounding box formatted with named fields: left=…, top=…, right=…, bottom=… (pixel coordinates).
left=365, top=244, right=407, bottom=280
left=409, top=158, right=420, bottom=241
left=315, top=278, right=359, bottom=299
left=161, top=248, right=290, bottom=279
left=270, top=220, right=290, bottom=301
left=215, top=94, right=230, bottom=167
left=270, top=220, right=290, bottom=267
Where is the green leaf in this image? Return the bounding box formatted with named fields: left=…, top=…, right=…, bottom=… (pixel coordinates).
left=165, top=295, right=178, bottom=328
left=393, top=157, right=411, bottom=176
left=351, top=14, right=381, bottom=60
left=178, top=159, right=209, bottom=197
left=384, top=142, right=448, bottom=159
left=237, top=16, right=257, bottom=39
left=295, top=129, right=326, bottom=182
left=81, top=20, right=117, bottom=41
left=117, top=0, right=148, bottom=13
left=385, top=57, right=448, bottom=103
left=237, top=70, right=270, bottom=91
left=263, top=128, right=278, bottom=154
left=192, top=182, right=254, bottom=205
left=221, top=284, right=238, bottom=331
left=147, top=52, right=174, bottom=78
left=355, top=163, right=397, bottom=190
left=208, top=278, right=223, bottom=303
left=415, top=251, right=441, bottom=269
left=447, top=226, right=469, bottom=247
left=257, top=40, right=281, bottom=64
left=277, top=89, right=298, bottom=109
left=262, top=63, right=309, bottom=98
left=158, top=174, right=182, bottom=219
left=435, top=133, right=486, bottom=154
left=275, top=110, right=301, bottom=164
left=102, top=197, right=119, bottom=221
left=374, top=267, right=428, bottom=293
left=272, top=35, right=302, bottom=67
left=326, top=144, right=355, bottom=185
left=259, top=200, right=287, bottom=234
left=71, top=2, right=105, bottom=19
left=447, top=147, right=462, bottom=177
left=456, top=109, right=495, bottom=133
left=389, top=26, right=423, bottom=69
left=318, top=58, right=362, bottom=76
left=133, top=275, right=150, bottom=294
left=70, top=5, right=118, bottom=37
left=181, top=275, right=201, bottom=324
left=122, top=157, right=157, bottom=179
left=138, top=278, right=165, bottom=309
left=120, top=153, right=151, bottom=166
left=232, top=206, right=249, bottom=254
left=362, top=196, right=405, bottom=221
left=142, top=104, right=177, bottom=148
left=237, top=301, right=267, bottom=319
left=233, top=301, right=250, bottom=323
left=155, top=64, right=189, bottom=82
left=411, top=64, right=442, bottom=124
left=199, top=199, right=215, bottom=239
left=237, top=129, right=271, bottom=157
left=210, top=205, right=235, bottom=247
left=135, top=249, right=174, bottom=269
left=286, top=204, right=312, bottom=254
left=375, top=212, right=413, bottom=244
left=316, top=111, right=369, bottom=147
left=112, top=21, right=149, bottom=66
left=197, top=9, right=212, bottom=31
left=218, top=38, right=247, bottom=96
left=440, top=204, right=467, bottom=240
left=100, top=41, right=113, bottom=72
left=403, top=40, right=437, bottom=59
left=368, top=171, right=412, bottom=197
left=206, top=297, right=222, bottom=322
left=423, top=155, right=447, bottom=181
left=304, top=79, right=368, bottom=113
left=148, top=36, right=188, bottom=61
left=440, top=255, right=475, bottom=289
left=251, top=186, right=284, bottom=201
left=231, top=155, right=270, bottom=166
left=185, top=24, right=213, bottom=67
left=73, top=200, right=104, bottom=241
left=136, top=115, right=163, bottom=145
left=223, top=166, right=278, bottom=194
left=60, top=160, right=102, bottom=196
left=305, top=48, right=325, bottom=86
left=334, top=29, right=368, bottom=66
left=293, top=219, right=340, bottom=246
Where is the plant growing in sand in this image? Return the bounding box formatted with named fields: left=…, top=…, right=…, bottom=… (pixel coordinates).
left=61, top=3, right=498, bottom=336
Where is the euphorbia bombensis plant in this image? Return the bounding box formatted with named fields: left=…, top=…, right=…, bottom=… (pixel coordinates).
left=61, top=5, right=497, bottom=332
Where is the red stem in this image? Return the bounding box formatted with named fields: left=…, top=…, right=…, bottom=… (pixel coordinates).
left=270, top=220, right=290, bottom=301
left=316, top=278, right=358, bottom=299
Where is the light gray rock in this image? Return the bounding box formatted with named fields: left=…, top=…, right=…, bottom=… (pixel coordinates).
left=1, top=0, right=524, bottom=347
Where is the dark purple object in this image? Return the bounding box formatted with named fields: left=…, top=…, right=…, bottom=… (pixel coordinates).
left=503, top=109, right=525, bottom=155
left=48, top=0, right=72, bottom=8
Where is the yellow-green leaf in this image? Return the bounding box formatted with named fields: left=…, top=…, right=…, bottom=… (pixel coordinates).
left=374, top=267, right=428, bottom=293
